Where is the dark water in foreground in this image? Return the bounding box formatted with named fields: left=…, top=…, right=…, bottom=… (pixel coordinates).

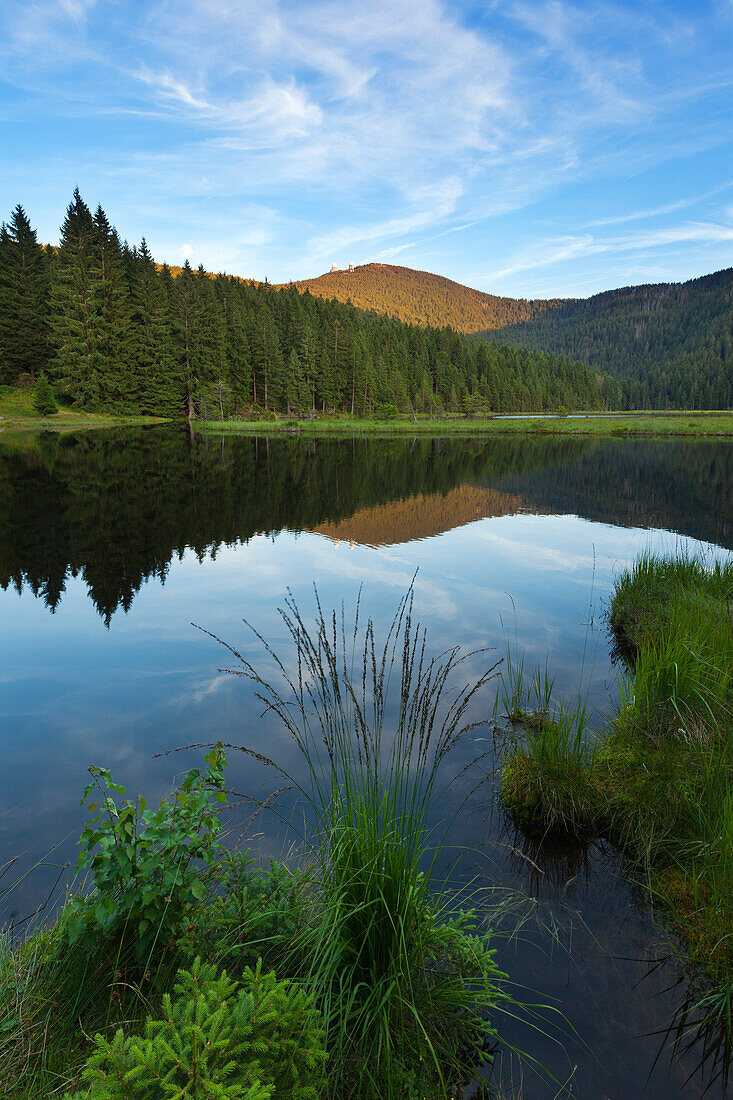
left=1, top=427, right=732, bottom=1098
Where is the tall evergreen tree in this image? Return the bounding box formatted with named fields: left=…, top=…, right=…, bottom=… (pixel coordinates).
left=170, top=261, right=204, bottom=419
left=194, top=265, right=227, bottom=416
left=49, top=189, right=99, bottom=403
left=0, top=205, right=51, bottom=383
left=129, top=239, right=176, bottom=414
left=91, top=205, right=134, bottom=405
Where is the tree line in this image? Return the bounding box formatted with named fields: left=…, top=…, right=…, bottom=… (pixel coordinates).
left=0, top=195, right=608, bottom=418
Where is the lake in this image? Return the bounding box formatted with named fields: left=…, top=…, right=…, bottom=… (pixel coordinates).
left=1, top=427, right=732, bottom=1097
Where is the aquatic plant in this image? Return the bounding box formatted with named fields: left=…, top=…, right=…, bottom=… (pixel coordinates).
left=499, top=550, right=733, bottom=1069
left=495, top=649, right=600, bottom=837
left=197, top=585, right=507, bottom=1099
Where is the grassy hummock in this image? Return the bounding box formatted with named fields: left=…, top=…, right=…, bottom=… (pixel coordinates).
left=500, top=552, right=733, bottom=1015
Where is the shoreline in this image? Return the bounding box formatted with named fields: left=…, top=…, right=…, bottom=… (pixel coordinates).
left=196, top=411, right=733, bottom=438
left=501, top=552, right=733, bottom=1002
left=2, top=385, right=732, bottom=441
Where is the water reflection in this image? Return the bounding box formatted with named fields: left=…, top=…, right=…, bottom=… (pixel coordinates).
left=1, top=427, right=732, bottom=1097
left=1, top=429, right=731, bottom=623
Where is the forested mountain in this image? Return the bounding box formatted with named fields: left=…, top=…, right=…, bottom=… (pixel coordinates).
left=484, top=269, right=733, bottom=409
left=0, top=196, right=606, bottom=417
left=289, top=263, right=732, bottom=409
left=286, top=263, right=565, bottom=332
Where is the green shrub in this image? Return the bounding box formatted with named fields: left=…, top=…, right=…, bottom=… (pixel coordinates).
left=63, top=957, right=326, bottom=1100
left=67, top=747, right=228, bottom=962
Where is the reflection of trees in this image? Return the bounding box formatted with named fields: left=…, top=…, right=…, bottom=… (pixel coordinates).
left=498, top=439, right=733, bottom=551
left=1, top=429, right=730, bottom=623
left=0, top=429, right=590, bottom=622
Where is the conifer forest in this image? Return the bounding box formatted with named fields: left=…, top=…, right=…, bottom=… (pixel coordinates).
left=0, top=194, right=613, bottom=418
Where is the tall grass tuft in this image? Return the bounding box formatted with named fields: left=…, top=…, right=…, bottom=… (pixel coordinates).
left=495, top=648, right=600, bottom=837
left=199, top=585, right=506, bottom=1098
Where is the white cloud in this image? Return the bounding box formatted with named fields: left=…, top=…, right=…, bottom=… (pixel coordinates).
left=1, top=0, right=731, bottom=290
left=484, top=220, right=733, bottom=283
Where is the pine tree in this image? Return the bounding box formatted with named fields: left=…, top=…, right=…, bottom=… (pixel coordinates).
left=0, top=205, right=51, bottom=383
left=49, top=189, right=99, bottom=404
left=129, top=239, right=177, bottom=414
left=33, top=372, right=57, bottom=417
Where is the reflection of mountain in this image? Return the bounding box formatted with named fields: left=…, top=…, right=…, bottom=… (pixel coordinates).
left=312, top=485, right=537, bottom=547
left=1, top=428, right=730, bottom=622
left=0, top=430, right=588, bottom=622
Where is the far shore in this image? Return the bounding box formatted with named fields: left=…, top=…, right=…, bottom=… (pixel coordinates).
left=196, top=410, right=733, bottom=438
left=1, top=385, right=732, bottom=440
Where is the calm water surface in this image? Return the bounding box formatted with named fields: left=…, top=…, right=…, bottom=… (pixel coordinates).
left=1, top=427, right=732, bottom=1098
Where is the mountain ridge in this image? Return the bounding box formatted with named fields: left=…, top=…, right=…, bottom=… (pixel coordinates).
left=283, top=262, right=732, bottom=409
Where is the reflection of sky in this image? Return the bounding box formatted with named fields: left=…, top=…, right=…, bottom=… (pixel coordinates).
left=1, top=513, right=730, bottom=1097
left=2, top=513, right=724, bottom=887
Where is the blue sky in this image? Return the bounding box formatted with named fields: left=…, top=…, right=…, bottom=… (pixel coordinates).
left=1, top=0, right=731, bottom=298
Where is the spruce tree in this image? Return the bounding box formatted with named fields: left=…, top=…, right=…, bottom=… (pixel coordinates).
left=194, top=264, right=227, bottom=415
left=0, top=205, right=51, bottom=383
left=170, top=261, right=203, bottom=419
left=49, top=189, right=99, bottom=404
left=129, top=239, right=176, bottom=414
left=33, top=372, right=57, bottom=417
left=91, top=206, right=133, bottom=407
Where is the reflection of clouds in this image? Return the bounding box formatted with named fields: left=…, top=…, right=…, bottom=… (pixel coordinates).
left=3, top=510, right=730, bottom=913
left=186, top=673, right=233, bottom=705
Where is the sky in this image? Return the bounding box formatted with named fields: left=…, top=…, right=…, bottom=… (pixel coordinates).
left=1, top=0, right=732, bottom=298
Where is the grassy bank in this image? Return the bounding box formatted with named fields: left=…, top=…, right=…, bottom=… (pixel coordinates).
left=0, top=591, right=507, bottom=1099
left=501, top=553, right=733, bottom=1009
left=0, top=386, right=167, bottom=434
left=3, top=385, right=731, bottom=438
left=198, top=410, right=733, bottom=438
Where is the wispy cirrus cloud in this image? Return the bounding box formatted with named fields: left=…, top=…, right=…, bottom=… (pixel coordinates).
left=0, top=0, right=731, bottom=294
left=483, top=219, right=733, bottom=285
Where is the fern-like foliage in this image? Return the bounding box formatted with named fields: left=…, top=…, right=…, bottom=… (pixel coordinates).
left=64, top=957, right=327, bottom=1100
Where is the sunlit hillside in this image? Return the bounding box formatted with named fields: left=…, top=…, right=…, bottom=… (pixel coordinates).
left=285, top=263, right=567, bottom=333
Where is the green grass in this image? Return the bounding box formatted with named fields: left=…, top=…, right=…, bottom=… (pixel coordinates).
left=496, top=651, right=601, bottom=837
left=499, top=551, right=733, bottom=1021
left=197, top=410, right=733, bottom=438
left=196, top=586, right=508, bottom=1099
left=3, top=383, right=731, bottom=437
left=0, top=385, right=166, bottom=434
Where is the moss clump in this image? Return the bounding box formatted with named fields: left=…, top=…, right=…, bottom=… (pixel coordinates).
left=500, top=747, right=601, bottom=838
